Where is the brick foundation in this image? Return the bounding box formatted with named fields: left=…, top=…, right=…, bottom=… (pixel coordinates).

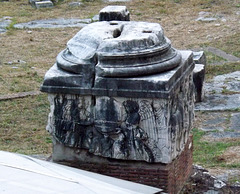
left=56, top=135, right=193, bottom=194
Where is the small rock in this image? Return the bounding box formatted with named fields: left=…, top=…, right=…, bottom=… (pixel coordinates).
left=214, top=179, right=226, bottom=189
left=68, top=2, right=83, bottom=7
left=6, top=60, right=27, bottom=65
left=92, top=15, right=99, bottom=22
left=198, top=11, right=211, bottom=17
left=215, top=23, right=221, bottom=27
left=188, top=29, right=194, bottom=33
left=3, top=16, right=12, bottom=20
left=221, top=18, right=227, bottom=22
left=196, top=17, right=217, bottom=22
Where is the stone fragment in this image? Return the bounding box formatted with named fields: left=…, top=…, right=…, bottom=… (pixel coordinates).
left=14, top=18, right=90, bottom=29
left=193, top=51, right=206, bottom=65
left=35, top=0, right=54, bottom=9
left=204, top=132, right=240, bottom=139
left=195, top=94, right=240, bottom=111
left=0, top=17, right=12, bottom=34
left=68, top=2, right=83, bottom=7
left=99, top=6, right=130, bottom=21
left=91, top=15, right=99, bottom=22
left=193, top=64, right=205, bottom=102
left=29, top=0, right=38, bottom=7
left=196, top=17, right=217, bottom=22
left=230, top=113, right=240, bottom=131
left=205, top=47, right=240, bottom=62
left=198, top=11, right=210, bottom=17
left=193, top=51, right=206, bottom=102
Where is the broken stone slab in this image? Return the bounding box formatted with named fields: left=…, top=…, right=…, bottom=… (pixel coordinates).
left=200, top=116, right=227, bottom=132
left=230, top=113, right=240, bottom=131
left=29, top=0, right=54, bottom=8
left=214, top=169, right=240, bottom=183
left=195, top=93, right=240, bottom=111
left=0, top=28, right=7, bottom=33
left=68, top=2, right=83, bottom=7
left=193, top=51, right=206, bottom=102
left=204, top=71, right=240, bottom=94
left=99, top=6, right=130, bottom=21
left=91, top=15, right=99, bottom=22
left=0, top=91, right=41, bottom=101
left=193, top=64, right=205, bottom=102
left=203, top=132, right=240, bottom=140
left=193, top=51, right=206, bottom=65
left=35, top=0, right=54, bottom=9
left=205, top=47, right=240, bottom=62
left=0, top=17, right=12, bottom=34
left=14, top=18, right=91, bottom=29
left=196, top=17, right=217, bottom=22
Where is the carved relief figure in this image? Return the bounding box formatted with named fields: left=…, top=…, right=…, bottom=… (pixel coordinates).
left=121, top=100, right=154, bottom=162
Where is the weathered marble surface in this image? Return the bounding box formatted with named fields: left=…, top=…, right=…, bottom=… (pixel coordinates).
left=47, top=71, right=194, bottom=163
left=41, top=21, right=182, bottom=95
left=44, top=52, right=194, bottom=163
left=41, top=20, right=195, bottom=164
left=193, top=51, right=206, bottom=102
left=99, top=6, right=130, bottom=21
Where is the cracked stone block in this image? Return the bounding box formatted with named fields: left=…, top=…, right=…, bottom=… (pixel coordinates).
left=99, top=6, right=130, bottom=21
left=193, top=64, right=205, bottom=102
left=41, top=20, right=195, bottom=164
left=40, top=7, right=195, bottom=193
left=193, top=51, right=206, bottom=102
left=193, top=51, right=206, bottom=65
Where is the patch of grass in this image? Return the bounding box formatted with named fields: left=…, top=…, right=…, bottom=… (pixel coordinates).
left=205, top=51, right=227, bottom=64
left=0, top=94, right=51, bottom=155
left=0, top=63, right=43, bottom=95
left=228, top=175, right=240, bottom=185
left=205, top=62, right=240, bottom=80
left=209, top=33, right=240, bottom=58
left=221, top=87, right=240, bottom=95
left=193, top=128, right=240, bottom=168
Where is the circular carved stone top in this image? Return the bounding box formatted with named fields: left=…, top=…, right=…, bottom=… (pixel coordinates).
left=56, top=21, right=181, bottom=77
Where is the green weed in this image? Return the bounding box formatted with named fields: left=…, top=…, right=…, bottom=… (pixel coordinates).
left=193, top=128, right=240, bottom=168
